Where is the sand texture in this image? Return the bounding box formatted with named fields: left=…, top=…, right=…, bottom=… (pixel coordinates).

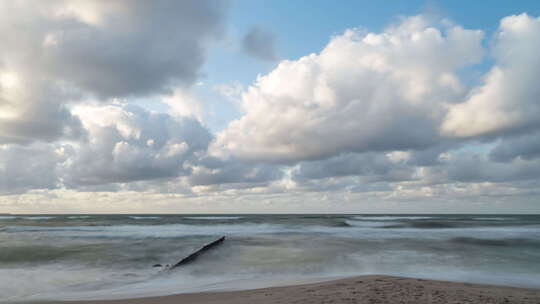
left=44, top=275, right=540, bottom=304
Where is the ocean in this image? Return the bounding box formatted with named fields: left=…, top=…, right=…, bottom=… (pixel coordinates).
left=1, top=214, right=539, bottom=302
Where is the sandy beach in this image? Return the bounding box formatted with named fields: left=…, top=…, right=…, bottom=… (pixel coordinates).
left=42, top=275, right=540, bottom=304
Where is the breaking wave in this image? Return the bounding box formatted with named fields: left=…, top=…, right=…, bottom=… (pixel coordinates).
left=128, top=216, right=162, bottom=220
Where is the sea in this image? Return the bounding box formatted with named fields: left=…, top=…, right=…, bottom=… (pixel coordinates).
left=1, top=214, right=539, bottom=302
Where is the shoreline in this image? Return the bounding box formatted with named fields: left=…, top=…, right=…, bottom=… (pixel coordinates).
left=35, top=275, right=540, bottom=304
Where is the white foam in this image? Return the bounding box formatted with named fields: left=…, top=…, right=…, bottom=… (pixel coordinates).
left=21, top=216, right=55, bottom=220
left=352, top=216, right=434, bottom=221
left=129, top=216, right=162, bottom=220
left=0, top=265, right=141, bottom=303
left=472, top=217, right=513, bottom=221
left=0, top=216, right=17, bottom=220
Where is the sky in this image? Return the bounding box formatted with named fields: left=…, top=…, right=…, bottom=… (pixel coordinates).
left=1, top=0, right=540, bottom=214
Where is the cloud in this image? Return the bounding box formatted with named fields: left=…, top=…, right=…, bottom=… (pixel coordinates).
left=419, top=150, right=540, bottom=184
left=291, top=152, right=415, bottom=183
left=0, top=73, right=84, bottom=144
left=442, top=14, right=540, bottom=138
left=2, top=10, right=540, bottom=214
left=0, top=144, right=65, bottom=194
left=213, top=82, right=245, bottom=103
left=242, top=26, right=278, bottom=61
left=0, top=0, right=227, bottom=143
left=490, top=131, right=540, bottom=162
left=162, top=88, right=206, bottom=121
left=188, top=156, right=282, bottom=186
left=61, top=103, right=212, bottom=187
left=213, top=16, right=484, bottom=162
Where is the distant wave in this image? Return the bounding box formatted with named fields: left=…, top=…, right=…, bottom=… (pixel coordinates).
left=381, top=221, right=458, bottom=229
left=67, top=216, right=91, bottom=219
left=21, top=216, right=55, bottom=220
left=129, top=216, right=162, bottom=220
left=0, top=216, right=17, bottom=220
left=352, top=216, right=434, bottom=221
left=4, top=223, right=288, bottom=238
left=450, top=237, right=535, bottom=247
left=183, top=216, right=243, bottom=220
left=3, top=221, right=365, bottom=238
left=345, top=220, right=390, bottom=228
left=332, top=221, right=351, bottom=227
left=472, top=217, right=514, bottom=221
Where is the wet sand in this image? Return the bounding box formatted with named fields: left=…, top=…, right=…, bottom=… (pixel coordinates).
left=45, top=275, right=540, bottom=304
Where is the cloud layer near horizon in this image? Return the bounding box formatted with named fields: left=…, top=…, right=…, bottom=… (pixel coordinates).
left=1, top=2, right=540, bottom=212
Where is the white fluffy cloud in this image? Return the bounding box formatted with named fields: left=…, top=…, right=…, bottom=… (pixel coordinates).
left=213, top=16, right=484, bottom=162
left=443, top=14, right=540, bottom=137
left=0, top=103, right=214, bottom=193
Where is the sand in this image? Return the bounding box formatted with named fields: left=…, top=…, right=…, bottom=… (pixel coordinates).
left=42, top=275, right=540, bottom=304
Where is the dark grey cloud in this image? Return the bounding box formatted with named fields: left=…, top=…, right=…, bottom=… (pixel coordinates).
left=0, top=144, right=63, bottom=194
left=293, top=176, right=394, bottom=193
left=290, top=149, right=540, bottom=196
left=0, top=76, right=85, bottom=144
left=42, top=0, right=228, bottom=98
left=422, top=152, right=540, bottom=184
left=292, top=153, right=415, bottom=183
left=490, top=131, right=540, bottom=162
left=188, top=156, right=282, bottom=186
left=0, top=104, right=83, bottom=144
left=406, top=142, right=461, bottom=167
left=242, top=26, right=278, bottom=61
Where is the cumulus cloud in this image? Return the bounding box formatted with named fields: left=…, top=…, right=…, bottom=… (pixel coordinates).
left=0, top=93, right=223, bottom=194
left=62, top=103, right=212, bottom=187
left=242, top=26, right=278, bottom=61
left=0, top=0, right=227, bottom=143
left=214, top=16, right=484, bottom=162
left=442, top=14, right=540, bottom=137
